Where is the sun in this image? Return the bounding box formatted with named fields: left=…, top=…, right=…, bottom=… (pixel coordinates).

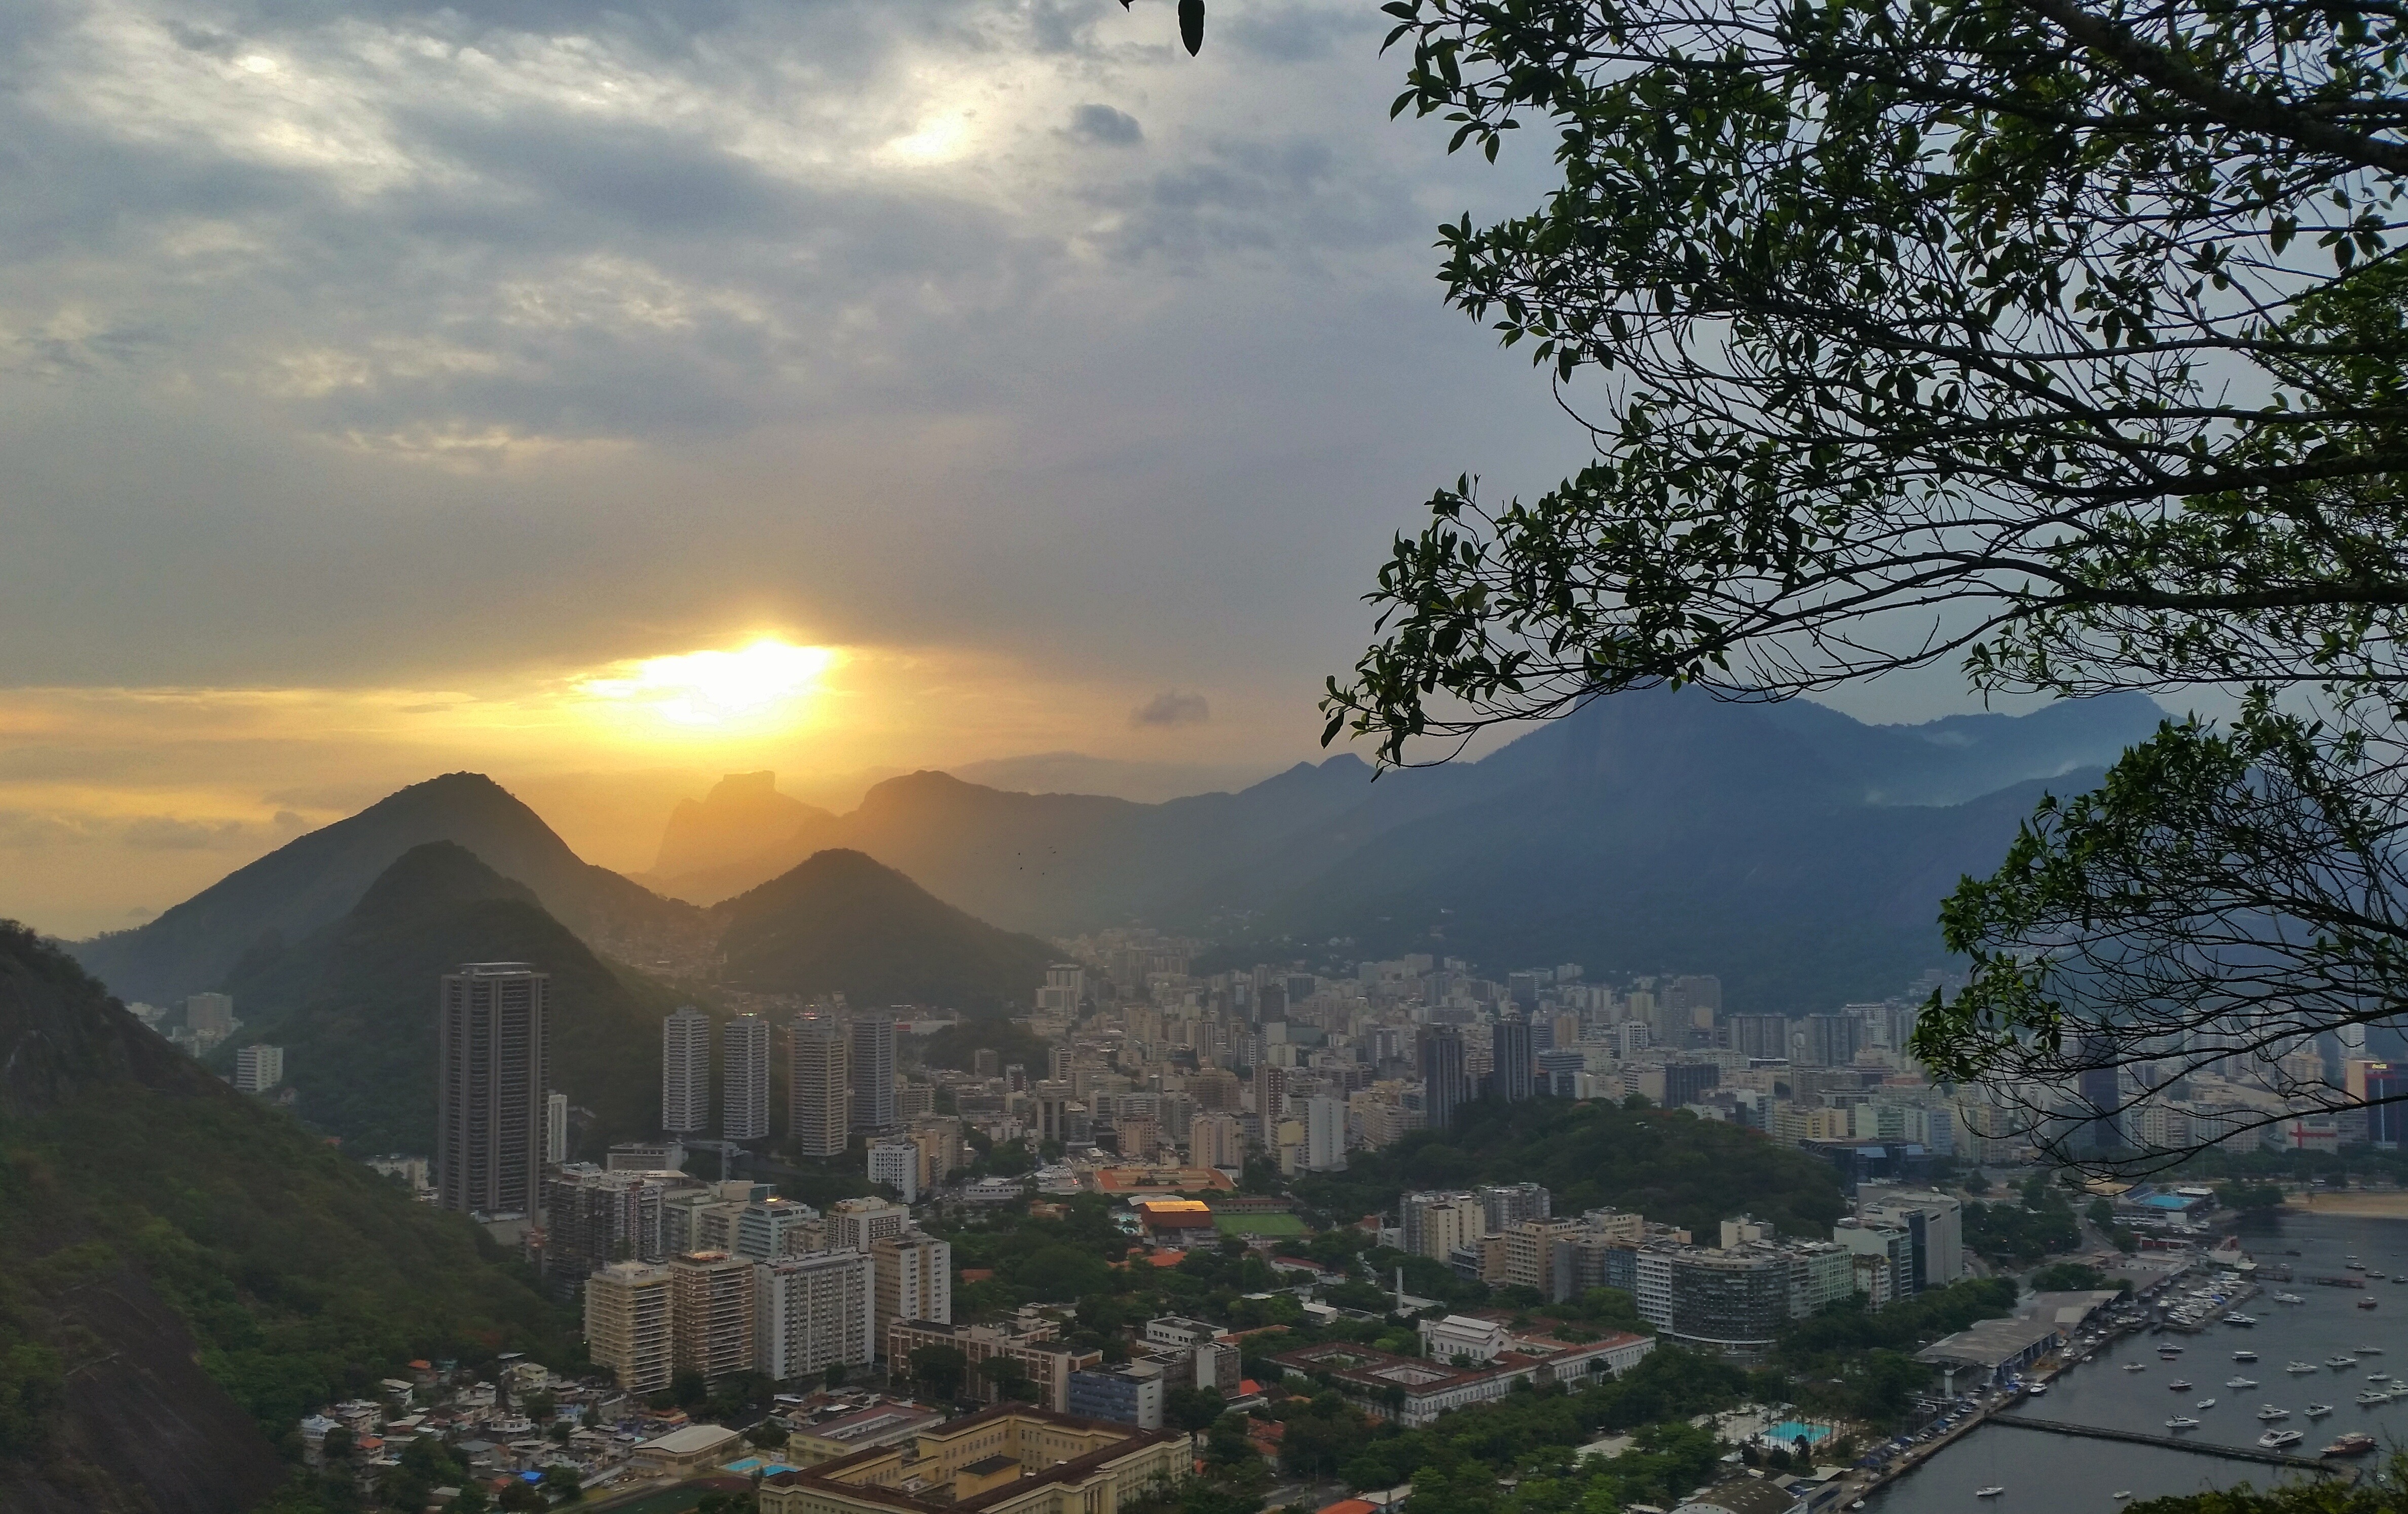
left=579, top=638, right=838, bottom=733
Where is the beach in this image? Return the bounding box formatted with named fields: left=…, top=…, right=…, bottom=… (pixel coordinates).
left=2285, top=1191, right=2408, bottom=1218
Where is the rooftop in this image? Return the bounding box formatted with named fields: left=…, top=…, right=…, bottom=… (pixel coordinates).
left=645, top=1423, right=742, bottom=1455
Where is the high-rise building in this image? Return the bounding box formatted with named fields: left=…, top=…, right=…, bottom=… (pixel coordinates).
left=435, top=963, right=549, bottom=1216
left=546, top=1091, right=569, bottom=1164
left=1305, top=1095, right=1347, bottom=1171
left=1189, top=1112, right=1242, bottom=1169
left=869, top=1140, right=921, bottom=1202
left=1668, top=975, right=1723, bottom=1028
left=1401, top=1191, right=1478, bottom=1261
left=1490, top=1018, right=1534, bottom=1102
left=585, top=1261, right=673, bottom=1395
left=663, top=1006, right=712, bottom=1136
left=829, top=1196, right=910, bottom=1254
left=723, top=1014, right=771, bottom=1142
left=1036, top=964, right=1085, bottom=1018
left=1049, top=1045, right=1074, bottom=1084
left=734, top=1198, right=820, bottom=1261
left=755, top=1250, right=875, bottom=1382
left=849, top=1014, right=897, bottom=1134
left=1252, top=1064, right=1289, bottom=1124
left=671, top=1251, right=756, bottom=1384
left=973, top=1048, right=1001, bottom=1079
left=790, top=1019, right=849, bottom=1157
left=870, top=1231, right=952, bottom=1349
left=1536, top=1048, right=1584, bottom=1097
left=232, top=1043, right=283, bottom=1093
left=1725, top=1014, right=1790, bottom=1061
left=184, top=993, right=236, bottom=1037
left=1419, top=1027, right=1470, bottom=1131
left=1477, top=1181, right=1550, bottom=1233
left=1799, top=1013, right=1859, bottom=1068
left=1859, top=1190, right=1965, bottom=1291
left=545, top=1165, right=670, bottom=1296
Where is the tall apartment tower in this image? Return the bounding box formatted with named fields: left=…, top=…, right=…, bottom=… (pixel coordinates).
left=756, top=1249, right=876, bottom=1380
left=662, top=1006, right=711, bottom=1136
left=1419, top=1026, right=1470, bottom=1132
left=723, top=1013, right=771, bottom=1142
left=870, top=1231, right=952, bottom=1351
left=790, top=1019, right=849, bottom=1157
left=232, top=1044, right=283, bottom=1093
left=848, top=1014, right=897, bottom=1134
left=1189, top=1112, right=1242, bottom=1170
left=1490, top=1017, right=1535, bottom=1102
left=585, top=1260, right=673, bottom=1395
left=670, top=1251, right=756, bottom=1384
left=435, top=963, right=549, bottom=1215
left=545, top=1091, right=569, bottom=1164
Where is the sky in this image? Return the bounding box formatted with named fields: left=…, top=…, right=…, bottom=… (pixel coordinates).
left=0, top=0, right=1999, bottom=938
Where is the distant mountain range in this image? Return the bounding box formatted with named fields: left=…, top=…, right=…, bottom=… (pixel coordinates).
left=66, top=690, right=2168, bottom=1029
left=632, top=690, right=2168, bottom=1008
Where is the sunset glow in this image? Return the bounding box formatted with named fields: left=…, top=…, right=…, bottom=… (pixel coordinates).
left=577, top=638, right=839, bottom=734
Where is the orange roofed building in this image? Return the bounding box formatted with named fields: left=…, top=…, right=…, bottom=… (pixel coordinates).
left=1132, top=1199, right=1217, bottom=1240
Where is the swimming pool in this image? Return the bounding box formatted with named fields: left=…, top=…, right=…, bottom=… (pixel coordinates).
left=721, top=1458, right=799, bottom=1477
left=1758, top=1420, right=1834, bottom=1448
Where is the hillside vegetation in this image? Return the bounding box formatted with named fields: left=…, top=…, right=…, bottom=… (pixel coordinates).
left=711, top=848, right=1058, bottom=1012
left=0, top=922, right=575, bottom=1514
left=1292, top=1097, right=1849, bottom=1238
left=213, top=841, right=688, bottom=1156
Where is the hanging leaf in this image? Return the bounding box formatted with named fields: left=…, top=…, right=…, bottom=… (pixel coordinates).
left=1179, top=0, right=1205, bottom=55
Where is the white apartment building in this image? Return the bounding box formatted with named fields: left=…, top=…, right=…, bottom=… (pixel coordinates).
left=755, top=1250, right=875, bottom=1381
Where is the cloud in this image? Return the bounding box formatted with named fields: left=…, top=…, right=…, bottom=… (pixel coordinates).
left=121, top=814, right=248, bottom=850
left=1130, top=689, right=1210, bottom=728
left=1067, top=103, right=1143, bottom=146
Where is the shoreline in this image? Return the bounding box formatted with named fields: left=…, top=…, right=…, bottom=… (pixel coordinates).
left=2283, top=1193, right=2408, bottom=1219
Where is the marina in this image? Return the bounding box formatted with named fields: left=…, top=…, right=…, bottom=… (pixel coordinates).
left=1861, top=1212, right=2406, bottom=1514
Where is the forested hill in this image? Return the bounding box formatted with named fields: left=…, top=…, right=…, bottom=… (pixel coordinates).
left=1292, top=1097, right=1849, bottom=1238
left=73, top=771, right=694, bottom=1006
left=213, top=841, right=687, bottom=1156
left=710, top=848, right=1059, bottom=1011
left=0, top=921, right=574, bottom=1514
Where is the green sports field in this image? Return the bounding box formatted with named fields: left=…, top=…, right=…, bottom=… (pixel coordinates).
left=1214, top=1212, right=1306, bottom=1236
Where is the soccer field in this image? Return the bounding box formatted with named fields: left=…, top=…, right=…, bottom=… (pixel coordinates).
left=1214, top=1213, right=1306, bottom=1236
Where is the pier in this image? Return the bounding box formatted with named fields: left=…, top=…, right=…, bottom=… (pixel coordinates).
left=1991, top=1415, right=2343, bottom=1473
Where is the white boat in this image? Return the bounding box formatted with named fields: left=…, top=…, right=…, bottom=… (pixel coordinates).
left=2258, top=1406, right=2291, bottom=1420
left=2224, top=1313, right=2258, bottom=1326
left=2368, top=1372, right=2393, bottom=1383
left=2275, top=1293, right=2306, bottom=1304
left=2027, top=1383, right=2050, bottom=1396
left=2358, top=1345, right=2386, bottom=1355
left=2355, top=1389, right=2390, bottom=1405
left=2197, top=1398, right=2216, bottom=1409
left=2234, top=1349, right=2258, bottom=1361
left=2288, top=1361, right=2320, bottom=1374
left=2166, top=1416, right=2201, bottom=1429
left=2113, top=1494, right=2133, bottom=1501
left=2327, top=1356, right=2360, bottom=1368
left=2228, top=1376, right=2258, bottom=1387
left=2307, top=1403, right=2333, bottom=1417
left=2259, top=1429, right=2305, bottom=1449
left=2124, top=1363, right=2147, bottom=1373
left=1976, top=1488, right=2005, bottom=1499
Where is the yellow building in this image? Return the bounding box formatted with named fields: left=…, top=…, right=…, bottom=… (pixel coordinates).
left=759, top=1407, right=1187, bottom=1514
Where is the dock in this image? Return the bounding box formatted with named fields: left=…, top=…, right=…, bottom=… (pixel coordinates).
left=1991, top=1415, right=2343, bottom=1473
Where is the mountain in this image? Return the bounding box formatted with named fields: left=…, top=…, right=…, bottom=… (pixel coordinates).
left=72, top=772, right=697, bottom=1006
left=0, top=920, right=572, bottom=1514
left=628, top=691, right=2164, bottom=1006
left=710, top=849, right=1060, bottom=1011
left=647, top=770, right=833, bottom=880
left=211, top=841, right=688, bottom=1156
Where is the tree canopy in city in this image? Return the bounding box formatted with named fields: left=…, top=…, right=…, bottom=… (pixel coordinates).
left=1324, top=0, right=2408, bottom=1169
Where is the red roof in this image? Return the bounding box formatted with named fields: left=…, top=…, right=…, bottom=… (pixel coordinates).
left=1238, top=1379, right=1260, bottom=1396
left=1145, top=1251, right=1187, bottom=1268
left=960, top=1269, right=995, bottom=1283
left=1321, top=1500, right=1379, bottom=1514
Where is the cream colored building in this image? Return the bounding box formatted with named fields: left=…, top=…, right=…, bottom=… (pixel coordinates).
left=871, top=1231, right=953, bottom=1348
left=671, top=1251, right=756, bottom=1383
left=758, top=1407, right=1187, bottom=1514
left=585, top=1261, right=673, bottom=1396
